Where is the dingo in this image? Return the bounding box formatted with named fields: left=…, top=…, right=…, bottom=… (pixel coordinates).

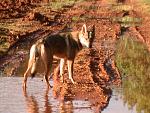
left=23, top=24, right=95, bottom=89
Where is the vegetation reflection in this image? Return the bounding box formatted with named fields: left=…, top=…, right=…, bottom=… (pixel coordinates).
left=115, top=37, right=150, bottom=113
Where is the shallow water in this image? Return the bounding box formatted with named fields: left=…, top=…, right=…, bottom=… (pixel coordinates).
left=0, top=77, right=145, bottom=113
left=0, top=77, right=94, bottom=113
left=103, top=87, right=137, bottom=113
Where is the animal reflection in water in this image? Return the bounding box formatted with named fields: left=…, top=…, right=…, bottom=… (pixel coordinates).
left=22, top=69, right=108, bottom=113
left=23, top=88, right=51, bottom=113
left=53, top=72, right=74, bottom=113
left=23, top=80, right=73, bottom=113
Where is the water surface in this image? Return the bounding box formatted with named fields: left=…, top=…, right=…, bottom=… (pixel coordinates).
left=0, top=77, right=94, bottom=113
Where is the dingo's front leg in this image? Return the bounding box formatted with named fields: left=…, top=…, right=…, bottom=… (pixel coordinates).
left=23, top=72, right=28, bottom=90
left=67, top=60, right=76, bottom=84
left=60, top=59, right=66, bottom=83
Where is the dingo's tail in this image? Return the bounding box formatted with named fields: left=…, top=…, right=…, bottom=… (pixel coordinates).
left=28, top=44, right=39, bottom=78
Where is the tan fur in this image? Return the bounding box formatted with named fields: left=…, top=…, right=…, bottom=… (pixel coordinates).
left=23, top=24, right=95, bottom=89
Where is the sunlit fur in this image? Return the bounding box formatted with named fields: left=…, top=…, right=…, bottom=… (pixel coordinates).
left=23, top=24, right=94, bottom=89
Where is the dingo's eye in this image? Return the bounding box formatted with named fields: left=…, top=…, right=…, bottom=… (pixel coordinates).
left=88, top=31, right=92, bottom=39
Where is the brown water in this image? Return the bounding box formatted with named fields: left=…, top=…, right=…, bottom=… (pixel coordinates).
left=0, top=60, right=137, bottom=113
left=0, top=77, right=94, bottom=113
left=0, top=76, right=144, bottom=113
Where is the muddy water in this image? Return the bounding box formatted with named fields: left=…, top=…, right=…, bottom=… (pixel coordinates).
left=103, top=87, right=137, bottom=113
left=0, top=77, right=94, bottom=113
left=0, top=76, right=147, bottom=113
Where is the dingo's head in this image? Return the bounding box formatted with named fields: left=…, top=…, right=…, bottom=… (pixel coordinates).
left=79, top=24, right=95, bottom=48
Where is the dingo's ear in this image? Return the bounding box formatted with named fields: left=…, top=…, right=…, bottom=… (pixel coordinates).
left=81, top=24, right=87, bottom=34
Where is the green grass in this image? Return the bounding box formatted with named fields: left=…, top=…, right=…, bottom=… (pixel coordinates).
left=71, top=15, right=86, bottom=22
left=137, top=0, right=150, bottom=13
left=0, top=41, right=10, bottom=56
left=113, top=4, right=133, bottom=11
left=47, top=0, right=83, bottom=10
left=0, top=19, right=37, bottom=56
left=142, top=0, right=150, bottom=4
left=115, top=36, right=150, bottom=78
left=0, top=20, right=39, bottom=33
left=113, top=16, right=142, bottom=27
left=115, top=36, right=150, bottom=113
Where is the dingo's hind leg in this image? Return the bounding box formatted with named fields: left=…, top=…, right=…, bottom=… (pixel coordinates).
left=41, top=44, right=52, bottom=88
left=23, top=45, right=36, bottom=89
